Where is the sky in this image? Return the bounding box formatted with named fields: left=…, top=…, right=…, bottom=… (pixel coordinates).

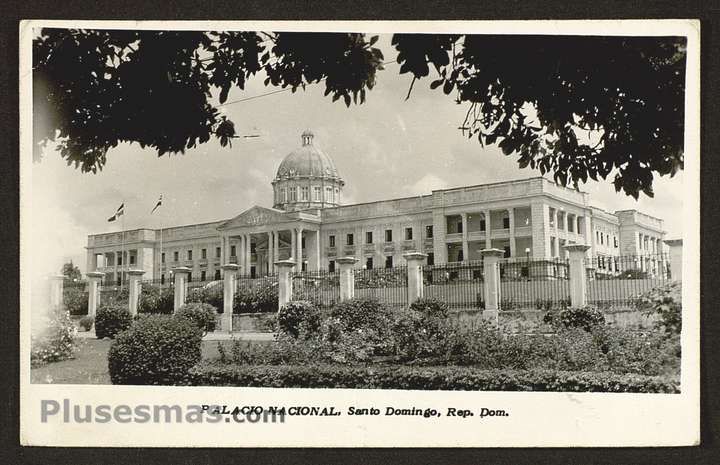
left=28, top=34, right=685, bottom=280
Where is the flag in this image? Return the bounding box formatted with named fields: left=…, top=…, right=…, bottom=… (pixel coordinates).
left=151, top=195, right=163, bottom=214
left=107, top=203, right=125, bottom=222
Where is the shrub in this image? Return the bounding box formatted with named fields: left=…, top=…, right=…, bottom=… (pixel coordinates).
left=277, top=301, right=321, bottom=338
left=95, top=303, right=133, bottom=339
left=189, top=363, right=679, bottom=393
left=636, top=282, right=682, bottom=335
left=138, top=284, right=174, bottom=314
left=329, top=297, right=394, bottom=354
left=543, top=306, right=605, bottom=332
left=233, top=282, right=278, bottom=314
left=410, top=297, right=449, bottom=319
left=63, top=285, right=89, bottom=316
left=78, top=315, right=94, bottom=331
left=108, top=315, right=203, bottom=385
left=30, top=308, right=77, bottom=366
left=186, top=283, right=224, bottom=312
left=175, top=302, right=218, bottom=334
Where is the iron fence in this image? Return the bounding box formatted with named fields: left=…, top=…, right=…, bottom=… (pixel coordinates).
left=499, top=258, right=571, bottom=311
left=291, top=270, right=341, bottom=308
left=354, top=266, right=408, bottom=307
left=585, top=253, right=671, bottom=309
left=423, top=262, right=485, bottom=310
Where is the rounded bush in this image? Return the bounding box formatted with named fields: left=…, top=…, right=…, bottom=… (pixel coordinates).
left=78, top=315, right=94, bottom=331
left=95, top=303, right=133, bottom=339
left=278, top=301, right=320, bottom=338
left=63, top=286, right=89, bottom=316
left=186, top=283, right=224, bottom=312
left=410, top=297, right=449, bottom=319
left=108, top=315, right=203, bottom=385
left=635, top=282, right=681, bottom=335
left=175, top=302, right=218, bottom=334
left=330, top=297, right=392, bottom=332
left=233, top=282, right=278, bottom=314
left=543, top=306, right=605, bottom=332
left=138, top=283, right=174, bottom=314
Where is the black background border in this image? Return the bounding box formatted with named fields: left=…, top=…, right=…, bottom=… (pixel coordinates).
left=1, top=1, right=718, bottom=463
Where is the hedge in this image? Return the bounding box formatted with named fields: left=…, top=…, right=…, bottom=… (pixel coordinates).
left=188, top=363, right=679, bottom=393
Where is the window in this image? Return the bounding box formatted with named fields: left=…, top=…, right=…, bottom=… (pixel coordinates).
left=214, top=269, right=221, bottom=280
left=366, top=231, right=373, bottom=244
left=426, top=225, right=434, bottom=238
left=549, top=209, right=555, bottom=227
left=117, top=276, right=122, bottom=286
left=200, top=270, right=206, bottom=282
left=385, top=229, right=393, bottom=242
left=290, top=187, right=297, bottom=201
left=568, top=218, right=575, bottom=233
left=457, top=249, right=464, bottom=262
left=325, top=186, right=333, bottom=202
left=457, top=220, right=463, bottom=234
left=614, top=236, right=618, bottom=248
left=596, top=231, right=600, bottom=243
left=129, top=255, right=135, bottom=265
left=427, top=252, right=434, bottom=266
left=230, top=245, right=236, bottom=257
left=281, top=188, right=286, bottom=202
left=301, top=186, right=309, bottom=201
left=173, top=251, right=179, bottom=262
left=301, top=237, right=306, bottom=249
left=503, top=216, right=510, bottom=229
left=385, top=255, right=393, bottom=269
left=365, top=257, right=373, bottom=270
left=314, top=186, right=321, bottom=201
left=201, top=248, right=207, bottom=259
left=503, top=246, right=511, bottom=258
left=347, top=233, right=354, bottom=246
left=480, top=219, right=486, bottom=231
left=216, top=247, right=221, bottom=258
left=188, top=272, right=192, bottom=282
left=250, top=243, right=256, bottom=253
left=161, top=252, right=166, bottom=263
left=118, top=254, right=123, bottom=266
left=329, top=235, right=336, bottom=248
left=405, top=227, right=413, bottom=240
left=161, top=274, right=165, bottom=285
left=600, top=233, right=604, bottom=245
left=187, top=250, right=193, bottom=261
left=328, top=260, right=336, bottom=273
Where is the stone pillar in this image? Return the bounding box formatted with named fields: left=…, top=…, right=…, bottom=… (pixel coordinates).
left=49, top=275, right=65, bottom=312
left=267, top=231, right=274, bottom=275
left=290, top=229, right=297, bottom=262
left=404, top=252, right=427, bottom=303
left=484, top=210, right=492, bottom=249
left=221, top=264, right=238, bottom=331
left=508, top=208, right=516, bottom=258
left=86, top=271, right=104, bottom=317
left=480, top=249, right=504, bottom=323
left=313, top=230, right=321, bottom=271
left=336, top=256, right=359, bottom=301
left=275, top=260, right=296, bottom=311
left=665, top=239, right=683, bottom=281
left=235, top=235, right=242, bottom=274
left=460, top=213, right=469, bottom=262
left=296, top=228, right=304, bottom=270
left=172, top=266, right=191, bottom=313
left=245, top=234, right=252, bottom=275
left=273, top=230, right=280, bottom=264
left=127, top=269, right=145, bottom=316
left=565, top=244, right=592, bottom=308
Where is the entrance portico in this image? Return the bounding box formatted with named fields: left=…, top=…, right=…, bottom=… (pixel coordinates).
left=217, top=206, right=321, bottom=276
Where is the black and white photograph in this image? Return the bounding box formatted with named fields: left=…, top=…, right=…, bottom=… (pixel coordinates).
left=19, top=20, right=700, bottom=447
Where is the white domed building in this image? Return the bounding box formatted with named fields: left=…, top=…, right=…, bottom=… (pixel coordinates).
left=86, top=130, right=666, bottom=282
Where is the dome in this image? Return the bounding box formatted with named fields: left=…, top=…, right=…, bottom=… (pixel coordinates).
left=274, top=130, right=342, bottom=181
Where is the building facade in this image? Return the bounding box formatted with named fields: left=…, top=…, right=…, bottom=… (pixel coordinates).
left=86, top=131, right=666, bottom=284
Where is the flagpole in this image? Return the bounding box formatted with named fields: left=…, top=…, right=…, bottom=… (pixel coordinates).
left=121, top=199, right=125, bottom=291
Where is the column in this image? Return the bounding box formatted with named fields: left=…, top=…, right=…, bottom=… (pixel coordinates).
left=127, top=269, right=145, bottom=316
left=461, top=213, right=469, bottom=262
left=336, top=256, right=359, bottom=301
left=484, top=210, right=492, bottom=249
left=221, top=264, right=238, bottom=331
left=508, top=208, right=516, bottom=258
left=404, top=252, right=428, bottom=303
left=664, top=239, right=683, bottom=281
left=245, top=234, right=252, bottom=275
left=480, top=249, right=504, bottom=324
left=267, top=231, right=274, bottom=275
left=219, top=235, right=226, bottom=267
left=86, top=250, right=96, bottom=274
left=432, top=209, right=448, bottom=264
left=275, top=259, right=296, bottom=311
left=564, top=244, right=592, bottom=308
left=290, top=228, right=297, bottom=262
left=296, top=227, right=304, bottom=270
left=172, top=266, right=192, bottom=312
left=49, top=275, right=65, bottom=312
left=86, top=272, right=104, bottom=317
left=313, top=230, right=321, bottom=271
left=274, top=229, right=280, bottom=264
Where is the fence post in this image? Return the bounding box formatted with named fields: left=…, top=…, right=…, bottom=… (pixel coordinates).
left=480, top=249, right=504, bottom=322
left=49, top=275, right=65, bottom=312
left=275, top=260, right=296, bottom=311
left=403, top=252, right=427, bottom=304
left=220, top=264, right=238, bottom=331
left=172, top=267, right=191, bottom=313
left=664, top=239, right=683, bottom=281
left=127, top=269, right=145, bottom=316
left=86, top=271, right=104, bottom=317
left=336, top=256, right=359, bottom=301
left=564, top=244, right=592, bottom=308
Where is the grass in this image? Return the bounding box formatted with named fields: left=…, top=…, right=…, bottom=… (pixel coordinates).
left=30, top=338, right=272, bottom=385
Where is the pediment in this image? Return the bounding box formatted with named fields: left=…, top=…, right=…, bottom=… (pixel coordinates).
left=218, top=206, right=292, bottom=230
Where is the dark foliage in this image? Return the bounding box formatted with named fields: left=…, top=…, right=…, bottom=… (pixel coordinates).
left=94, top=303, right=133, bottom=339
left=138, top=283, right=175, bottom=314
left=277, top=301, right=321, bottom=338
left=108, top=315, right=203, bottom=385
left=543, top=306, right=606, bottom=332
left=233, top=282, right=278, bottom=314
left=175, top=302, right=218, bottom=334
left=78, top=315, right=94, bottom=331
left=63, top=285, right=89, bottom=315
left=636, top=282, right=682, bottom=335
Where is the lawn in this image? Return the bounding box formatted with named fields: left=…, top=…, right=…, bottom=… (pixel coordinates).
left=30, top=338, right=271, bottom=385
